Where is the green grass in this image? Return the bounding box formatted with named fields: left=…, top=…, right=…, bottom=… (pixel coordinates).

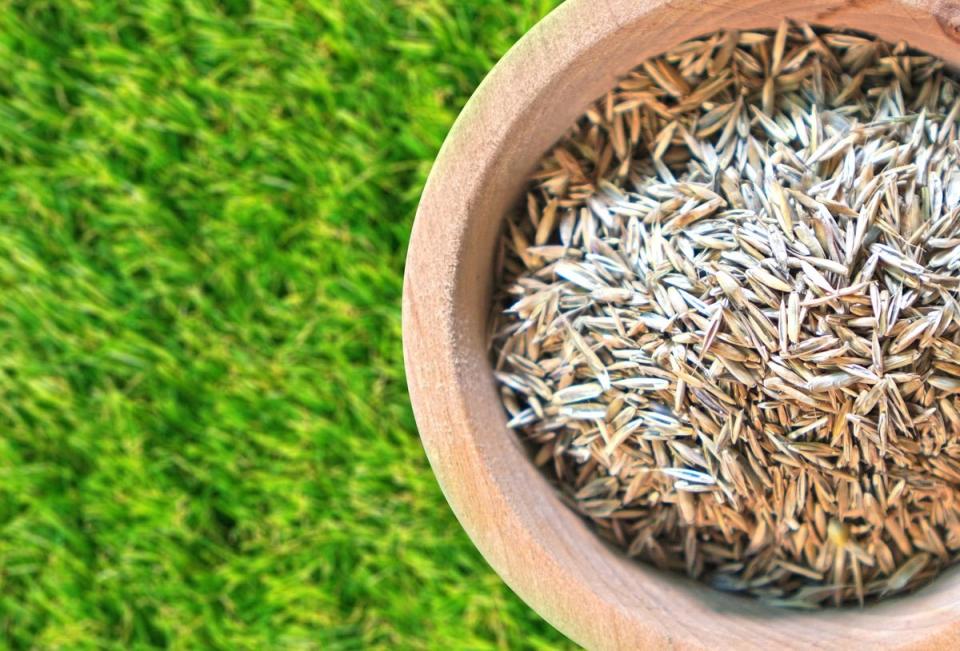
left=0, top=0, right=575, bottom=648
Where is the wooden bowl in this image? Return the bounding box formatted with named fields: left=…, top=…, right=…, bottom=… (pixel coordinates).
left=403, top=0, right=960, bottom=647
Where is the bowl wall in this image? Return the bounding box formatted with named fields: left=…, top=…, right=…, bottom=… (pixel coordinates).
left=403, top=0, right=960, bottom=648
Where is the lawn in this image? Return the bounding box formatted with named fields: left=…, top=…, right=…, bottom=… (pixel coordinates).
left=0, top=0, right=574, bottom=648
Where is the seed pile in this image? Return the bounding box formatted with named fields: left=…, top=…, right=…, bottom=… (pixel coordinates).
left=491, top=22, right=960, bottom=607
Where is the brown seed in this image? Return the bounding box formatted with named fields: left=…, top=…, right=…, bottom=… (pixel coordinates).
left=492, top=23, right=960, bottom=609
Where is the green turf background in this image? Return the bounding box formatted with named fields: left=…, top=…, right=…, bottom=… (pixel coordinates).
left=0, top=0, right=581, bottom=649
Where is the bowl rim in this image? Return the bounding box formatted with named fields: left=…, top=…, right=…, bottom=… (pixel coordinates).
left=403, top=0, right=960, bottom=648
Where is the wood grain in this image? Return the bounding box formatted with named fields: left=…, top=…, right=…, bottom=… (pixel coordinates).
left=403, top=0, right=960, bottom=648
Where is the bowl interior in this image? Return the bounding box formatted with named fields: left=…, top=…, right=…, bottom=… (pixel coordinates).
left=404, top=0, right=960, bottom=647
